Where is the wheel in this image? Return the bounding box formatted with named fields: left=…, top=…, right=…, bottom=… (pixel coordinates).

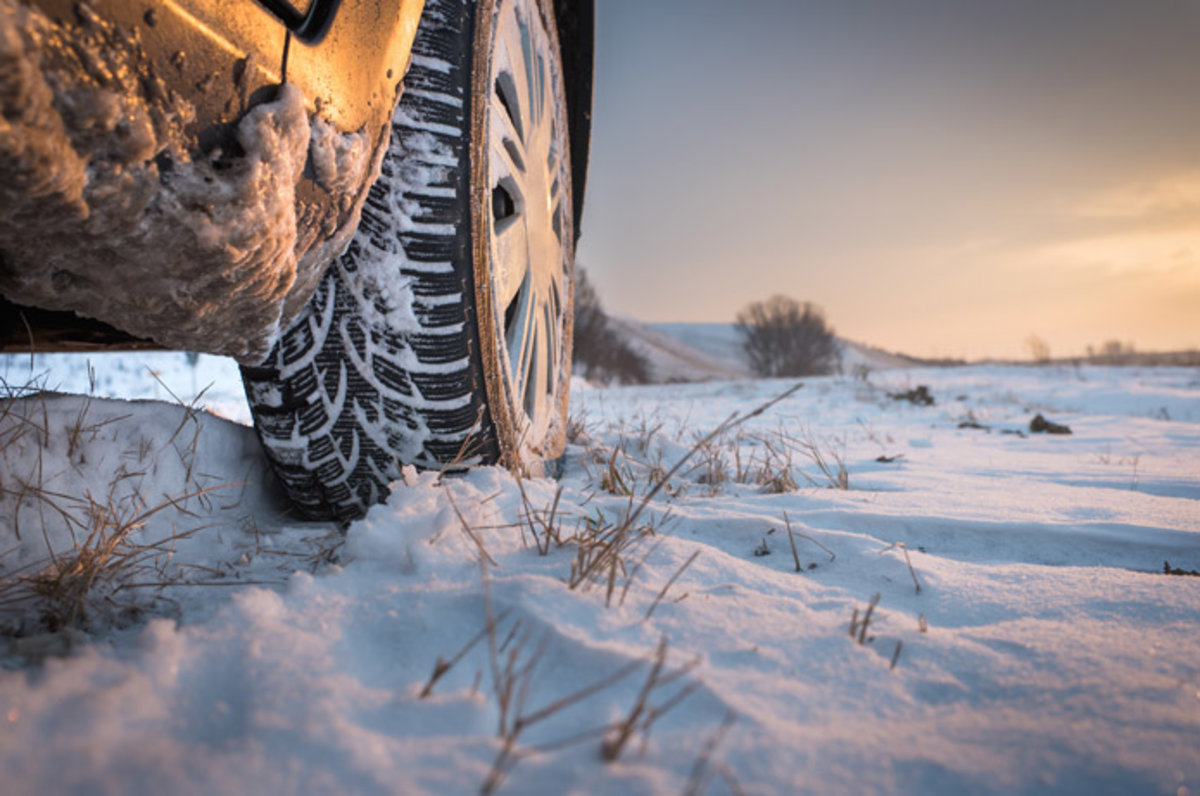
left=240, top=0, right=575, bottom=522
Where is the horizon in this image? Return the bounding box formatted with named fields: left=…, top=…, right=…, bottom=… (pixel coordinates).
left=575, top=0, right=1200, bottom=361
left=640, top=319, right=1196, bottom=363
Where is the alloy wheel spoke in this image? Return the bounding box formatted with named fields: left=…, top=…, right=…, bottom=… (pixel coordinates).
left=491, top=213, right=528, bottom=310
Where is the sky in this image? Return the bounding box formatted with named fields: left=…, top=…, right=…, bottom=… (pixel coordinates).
left=574, top=0, right=1200, bottom=360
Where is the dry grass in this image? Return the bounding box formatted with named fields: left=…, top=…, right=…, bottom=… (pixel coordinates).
left=644, top=550, right=700, bottom=621
left=683, top=711, right=740, bottom=796
left=560, top=382, right=806, bottom=607
left=783, top=511, right=836, bottom=573
left=476, top=620, right=701, bottom=792
left=880, top=541, right=922, bottom=594
left=849, top=593, right=882, bottom=645
left=0, top=376, right=243, bottom=635
left=789, top=428, right=850, bottom=490
left=0, top=478, right=231, bottom=632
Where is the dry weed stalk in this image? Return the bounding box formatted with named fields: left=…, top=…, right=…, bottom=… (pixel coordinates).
left=778, top=428, right=849, bottom=489
left=479, top=555, right=646, bottom=792
left=564, top=410, right=592, bottom=445
left=600, top=446, right=633, bottom=496
left=476, top=551, right=702, bottom=793
left=1, top=381, right=255, bottom=632
left=432, top=406, right=489, bottom=487
left=745, top=431, right=799, bottom=493
left=567, top=505, right=665, bottom=605
left=692, top=436, right=730, bottom=492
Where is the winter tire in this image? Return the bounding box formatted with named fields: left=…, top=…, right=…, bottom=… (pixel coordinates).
left=241, top=0, right=575, bottom=522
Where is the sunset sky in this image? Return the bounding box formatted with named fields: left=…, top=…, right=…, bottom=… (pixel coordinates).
left=575, top=0, right=1200, bottom=360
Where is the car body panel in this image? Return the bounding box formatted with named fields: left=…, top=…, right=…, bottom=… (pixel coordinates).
left=0, top=0, right=592, bottom=362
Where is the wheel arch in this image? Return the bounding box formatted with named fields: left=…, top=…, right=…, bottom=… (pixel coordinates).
left=553, top=0, right=594, bottom=242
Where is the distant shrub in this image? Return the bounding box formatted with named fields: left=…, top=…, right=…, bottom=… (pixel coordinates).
left=1087, top=340, right=1137, bottom=365
left=735, top=295, right=839, bottom=377
left=1026, top=334, right=1051, bottom=364
left=572, top=267, right=650, bottom=384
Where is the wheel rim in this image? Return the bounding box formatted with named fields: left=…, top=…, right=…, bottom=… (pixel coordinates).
left=483, top=0, right=571, bottom=456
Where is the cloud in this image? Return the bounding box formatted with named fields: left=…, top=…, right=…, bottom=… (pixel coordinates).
left=1038, top=230, right=1199, bottom=276
left=1073, top=172, right=1200, bottom=223
left=1020, top=172, right=1200, bottom=275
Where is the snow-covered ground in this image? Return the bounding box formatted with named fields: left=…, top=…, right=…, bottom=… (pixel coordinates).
left=1, top=356, right=1198, bottom=794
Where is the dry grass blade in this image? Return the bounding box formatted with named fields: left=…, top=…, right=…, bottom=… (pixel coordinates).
left=786, top=518, right=802, bottom=572
left=479, top=617, right=645, bottom=794
left=849, top=593, right=882, bottom=645
left=444, top=488, right=498, bottom=567
left=644, top=550, right=700, bottom=620
left=783, top=511, right=836, bottom=566
left=602, top=636, right=700, bottom=762
left=683, top=710, right=739, bottom=796
left=880, top=542, right=922, bottom=594
left=421, top=609, right=512, bottom=698
left=600, top=446, right=633, bottom=496
left=515, top=478, right=565, bottom=556
left=433, top=405, right=488, bottom=486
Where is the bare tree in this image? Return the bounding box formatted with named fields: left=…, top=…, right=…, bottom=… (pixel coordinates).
left=736, top=295, right=839, bottom=377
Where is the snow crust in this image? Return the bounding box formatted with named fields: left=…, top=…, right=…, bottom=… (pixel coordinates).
left=1, top=361, right=1198, bottom=793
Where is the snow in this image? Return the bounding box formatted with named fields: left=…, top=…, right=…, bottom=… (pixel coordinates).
left=1, top=357, right=1198, bottom=794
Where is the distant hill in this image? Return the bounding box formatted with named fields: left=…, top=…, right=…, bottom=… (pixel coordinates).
left=607, top=317, right=751, bottom=382
left=599, top=319, right=919, bottom=384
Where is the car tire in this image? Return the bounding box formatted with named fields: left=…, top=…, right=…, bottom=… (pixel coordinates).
left=240, top=0, right=575, bottom=522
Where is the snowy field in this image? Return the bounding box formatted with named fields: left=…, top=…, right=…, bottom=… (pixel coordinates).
left=1, top=355, right=1198, bottom=794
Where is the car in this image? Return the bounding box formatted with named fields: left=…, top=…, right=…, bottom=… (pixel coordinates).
left=0, top=0, right=593, bottom=521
